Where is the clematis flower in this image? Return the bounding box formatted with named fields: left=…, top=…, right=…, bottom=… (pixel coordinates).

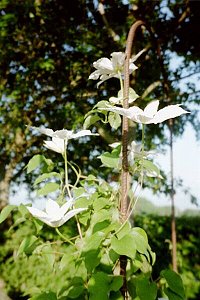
left=31, top=127, right=98, bottom=140
left=27, top=199, right=86, bottom=228
left=98, top=100, right=189, bottom=124
left=30, top=127, right=98, bottom=153
left=89, top=50, right=146, bottom=87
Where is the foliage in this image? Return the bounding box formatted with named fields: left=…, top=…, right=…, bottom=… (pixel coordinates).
left=0, top=214, right=199, bottom=299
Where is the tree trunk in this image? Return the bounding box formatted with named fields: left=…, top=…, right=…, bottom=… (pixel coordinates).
left=0, top=162, right=13, bottom=209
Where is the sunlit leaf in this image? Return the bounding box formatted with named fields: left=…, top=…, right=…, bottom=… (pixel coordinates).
left=26, top=154, right=45, bottom=174
left=0, top=205, right=16, bottom=224
left=37, top=182, right=59, bottom=196
left=17, top=235, right=38, bottom=256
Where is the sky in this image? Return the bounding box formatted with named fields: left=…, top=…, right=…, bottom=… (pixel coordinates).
left=142, top=124, right=200, bottom=211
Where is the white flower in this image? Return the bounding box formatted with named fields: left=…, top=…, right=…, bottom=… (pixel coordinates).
left=32, top=127, right=98, bottom=140
left=27, top=199, right=86, bottom=227
left=30, top=127, right=98, bottom=153
left=89, top=51, right=138, bottom=87
left=98, top=100, right=189, bottom=124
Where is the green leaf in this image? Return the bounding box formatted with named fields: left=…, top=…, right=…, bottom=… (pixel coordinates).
left=83, top=115, right=101, bottom=129
left=118, top=88, right=139, bottom=103
left=42, top=244, right=55, bottom=270
left=18, top=204, right=29, bottom=217
left=93, top=197, right=110, bottom=211
left=67, top=277, right=85, bottom=298
left=136, top=276, right=157, bottom=300
left=108, top=112, right=121, bottom=129
left=34, top=172, right=60, bottom=185
left=164, top=287, right=184, bottom=300
left=84, top=249, right=101, bottom=273
left=111, top=233, right=136, bottom=259
left=161, top=269, right=185, bottom=299
left=26, top=154, right=45, bottom=174
left=37, top=182, right=59, bottom=196
left=33, top=218, right=43, bottom=234
left=131, top=227, right=149, bottom=254
left=0, top=205, right=16, bottom=224
left=17, top=235, right=38, bottom=256
left=116, top=221, right=131, bottom=240
left=94, top=100, right=110, bottom=109
left=88, top=272, right=110, bottom=300
left=99, top=150, right=120, bottom=169
left=30, top=291, right=57, bottom=300
left=84, top=231, right=105, bottom=252
left=141, top=159, right=160, bottom=177
left=110, top=276, right=123, bottom=292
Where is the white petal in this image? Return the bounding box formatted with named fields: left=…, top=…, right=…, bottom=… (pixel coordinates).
left=129, top=62, right=138, bottom=73
left=58, top=208, right=87, bottom=227
left=27, top=206, right=48, bottom=219
left=144, top=100, right=159, bottom=118
left=31, top=126, right=54, bottom=137
left=98, top=105, right=143, bottom=122
left=52, top=130, right=73, bottom=140
left=152, top=104, right=189, bottom=124
left=89, top=70, right=101, bottom=80
left=46, top=199, right=61, bottom=219
left=109, top=142, right=121, bottom=148
left=109, top=96, right=121, bottom=105
left=96, top=74, right=110, bottom=87
left=136, top=114, right=154, bottom=124
left=111, top=52, right=125, bottom=70
left=60, top=198, right=74, bottom=215
left=71, top=130, right=98, bottom=139
left=93, top=58, right=113, bottom=72
left=131, top=48, right=147, bottom=63
left=43, top=139, right=64, bottom=154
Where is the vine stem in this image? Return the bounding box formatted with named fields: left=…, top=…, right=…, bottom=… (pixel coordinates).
left=55, top=228, right=75, bottom=246
left=64, top=140, right=72, bottom=198
left=120, top=20, right=145, bottom=300
left=120, top=19, right=145, bottom=223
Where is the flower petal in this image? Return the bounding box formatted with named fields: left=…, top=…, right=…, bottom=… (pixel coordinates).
left=58, top=208, right=87, bottom=227
left=43, top=138, right=65, bottom=154
left=111, top=52, right=125, bottom=70
left=88, top=70, right=101, bottom=80
left=71, top=130, right=98, bottom=139
left=52, top=129, right=73, bottom=140
left=46, top=199, right=61, bottom=219
left=31, top=126, right=54, bottom=137
left=60, top=198, right=74, bottom=215
left=93, top=57, right=113, bottom=72
left=27, top=206, right=48, bottom=219
left=131, top=48, right=147, bottom=63
left=144, top=100, right=159, bottom=118
left=152, top=104, right=189, bottom=124
left=98, top=105, right=143, bottom=122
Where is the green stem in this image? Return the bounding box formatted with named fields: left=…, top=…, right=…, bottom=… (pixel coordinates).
left=118, top=72, right=124, bottom=92
left=64, top=140, right=72, bottom=198
left=142, top=124, right=145, bottom=155
left=56, top=228, right=75, bottom=246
